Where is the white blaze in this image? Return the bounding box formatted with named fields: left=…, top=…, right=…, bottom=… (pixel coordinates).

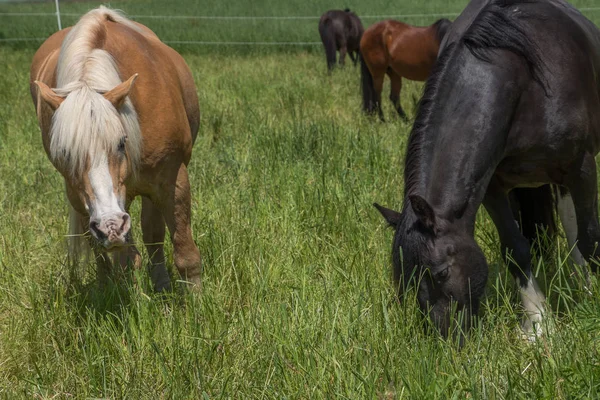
left=88, top=153, right=123, bottom=218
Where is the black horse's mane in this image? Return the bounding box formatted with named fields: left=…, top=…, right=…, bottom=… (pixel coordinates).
left=403, top=0, right=547, bottom=202
left=462, top=0, right=547, bottom=87
left=432, top=18, right=451, bottom=43
left=403, top=43, right=456, bottom=205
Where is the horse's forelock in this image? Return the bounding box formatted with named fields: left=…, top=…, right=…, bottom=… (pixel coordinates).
left=393, top=210, right=431, bottom=290
left=50, top=86, right=122, bottom=175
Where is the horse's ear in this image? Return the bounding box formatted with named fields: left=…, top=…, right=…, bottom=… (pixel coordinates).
left=103, top=73, right=138, bottom=109
left=409, top=195, right=436, bottom=231
left=374, top=203, right=402, bottom=228
left=34, top=81, right=64, bottom=111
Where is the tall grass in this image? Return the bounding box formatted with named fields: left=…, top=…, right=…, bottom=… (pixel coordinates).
left=1, top=0, right=600, bottom=398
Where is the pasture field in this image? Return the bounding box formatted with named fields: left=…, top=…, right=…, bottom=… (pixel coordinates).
left=1, top=0, right=600, bottom=398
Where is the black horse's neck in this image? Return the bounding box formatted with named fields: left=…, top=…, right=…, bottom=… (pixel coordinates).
left=404, top=44, right=524, bottom=229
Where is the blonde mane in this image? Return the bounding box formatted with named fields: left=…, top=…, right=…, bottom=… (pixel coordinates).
left=50, top=6, right=142, bottom=175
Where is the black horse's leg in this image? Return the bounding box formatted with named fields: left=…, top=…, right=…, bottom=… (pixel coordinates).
left=565, top=152, right=600, bottom=272
left=555, top=187, right=592, bottom=290
left=483, top=178, right=547, bottom=337
left=339, top=44, right=347, bottom=67
left=349, top=51, right=358, bottom=66
left=386, top=68, right=408, bottom=121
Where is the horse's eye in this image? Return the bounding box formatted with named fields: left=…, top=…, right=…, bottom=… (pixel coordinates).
left=434, top=266, right=449, bottom=282
left=118, top=137, right=127, bottom=152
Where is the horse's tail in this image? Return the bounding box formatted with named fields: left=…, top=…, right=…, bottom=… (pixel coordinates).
left=360, top=53, right=377, bottom=114
left=510, top=185, right=556, bottom=245
left=319, top=18, right=337, bottom=71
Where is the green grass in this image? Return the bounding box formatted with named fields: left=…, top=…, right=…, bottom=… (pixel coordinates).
left=1, top=1, right=600, bottom=398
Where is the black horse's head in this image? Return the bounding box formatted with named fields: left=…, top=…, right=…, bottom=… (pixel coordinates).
left=375, top=195, right=488, bottom=340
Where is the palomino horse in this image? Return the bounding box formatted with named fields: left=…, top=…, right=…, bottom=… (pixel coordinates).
left=375, top=0, right=600, bottom=341
left=30, top=7, right=201, bottom=291
left=318, top=9, right=364, bottom=71
left=360, top=18, right=451, bottom=121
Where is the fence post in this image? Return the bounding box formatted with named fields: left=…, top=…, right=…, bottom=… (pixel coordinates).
left=55, top=0, right=62, bottom=30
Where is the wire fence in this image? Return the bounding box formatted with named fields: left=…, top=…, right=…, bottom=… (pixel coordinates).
left=0, top=11, right=463, bottom=19
left=2, top=7, right=600, bottom=45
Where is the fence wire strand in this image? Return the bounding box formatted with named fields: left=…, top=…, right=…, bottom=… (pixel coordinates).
left=2, top=7, right=600, bottom=45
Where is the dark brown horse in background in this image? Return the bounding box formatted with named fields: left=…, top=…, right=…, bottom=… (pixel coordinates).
left=360, top=18, right=451, bottom=121
left=318, top=9, right=364, bottom=71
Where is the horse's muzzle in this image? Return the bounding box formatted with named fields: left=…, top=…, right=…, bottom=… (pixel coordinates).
left=89, top=212, right=131, bottom=249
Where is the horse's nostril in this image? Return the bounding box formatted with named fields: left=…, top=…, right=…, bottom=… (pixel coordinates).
left=89, top=220, right=106, bottom=240
left=120, top=214, right=130, bottom=232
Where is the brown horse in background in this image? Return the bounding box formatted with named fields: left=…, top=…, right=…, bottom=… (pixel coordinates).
left=360, top=18, right=451, bottom=121
left=30, top=7, right=201, bottom=292
left=318, top=9, right=364, bottom=71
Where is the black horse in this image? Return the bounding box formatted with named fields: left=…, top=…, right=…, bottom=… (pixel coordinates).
left=375, top=0, right=600, bottom=341
left=318, top=9, right=364, bottom=71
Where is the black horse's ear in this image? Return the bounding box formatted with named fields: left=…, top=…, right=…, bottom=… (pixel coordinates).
left=409, top=195, right=436, bottom=231
left=374, top=203, right=402, bottom=228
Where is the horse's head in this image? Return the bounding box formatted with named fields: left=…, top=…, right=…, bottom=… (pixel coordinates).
left=375, top=195, right=488, bottom=340
left=34, top=75, right=140, bottom=250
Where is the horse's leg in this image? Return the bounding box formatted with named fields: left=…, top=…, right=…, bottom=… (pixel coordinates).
left=349, top=51, right=358, bottom=66
left=484, top=178, right=547, bottom=337
left=110, top=245, right=142, bottom=287
left=339, top=44, right=347, bottom=67
left=94, top=248, right=113, bottom=288
left=158, top=164, right=202, bottom=289
left=565, top=152, right=600, bottom=273
left=555, top=187, right=592, bottom=290
left=372, top=71, right=385, bottom=121
left=386, top=68, right=408, bottom=121
left=109, top=199, right=142, bottom=284
left=141, top=196, right=172, bottom=292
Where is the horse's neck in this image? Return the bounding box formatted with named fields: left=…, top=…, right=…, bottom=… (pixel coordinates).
left=410, top=47, right=521, bottom=224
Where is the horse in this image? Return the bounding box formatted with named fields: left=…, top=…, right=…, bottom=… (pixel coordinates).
left=374, top=0, right=600, bottom=341
left=29, top=7, right=201, bottom=292
left=360, top=18, right=451, bottom=121
left=318, top=9, right=364, bottom=71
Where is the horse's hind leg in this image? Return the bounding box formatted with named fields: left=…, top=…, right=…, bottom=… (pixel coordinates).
left=565, top=152, right=600, bottom=273
left=339, top=44, right=347, bottom=67
left=484, top=178, right=547, bottom=338
left=371, top=72, right=385, bottom=121
left=142, top=197, right=171, bottom=292
left=158, top=164, right=202, bottom=289
left=555, top=187, right=592, bottom=289
left=349, top=51, right=358, bottom=66
left=386, top=68, right=408, bottom=121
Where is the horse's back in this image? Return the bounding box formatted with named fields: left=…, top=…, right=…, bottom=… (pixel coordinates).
left=480, top=0, right=600, bottom=179
left=320, top=9, right=363, bottom=47
left=362, top=20, right=439, bottom=80
left=102, top=20, right=200, bottom=152
left=30, top=28, right=71, bottom=98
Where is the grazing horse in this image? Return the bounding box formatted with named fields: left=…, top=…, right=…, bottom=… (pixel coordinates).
left=30, top=7, right=201, bottom=291
left=318, top=9, right=364, bottom=71
left=375, top=0, right=600, bottom=340
left=360, top=18, right=451, bottom=121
